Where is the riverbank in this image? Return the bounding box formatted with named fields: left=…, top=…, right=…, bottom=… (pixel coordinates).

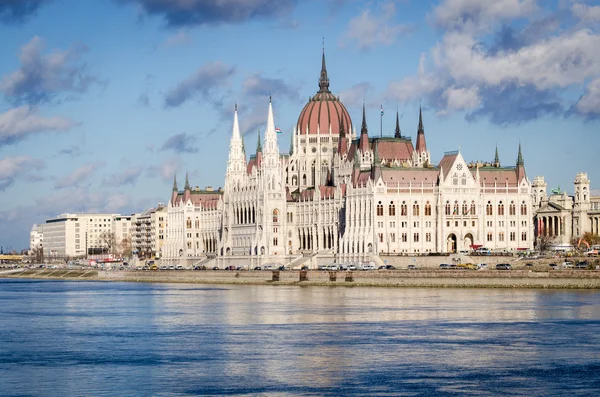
left=3, top=268, right=600, bottom=289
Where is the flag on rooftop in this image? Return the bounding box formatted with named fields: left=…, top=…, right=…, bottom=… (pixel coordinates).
left=275, top=128, right=282, bottom=134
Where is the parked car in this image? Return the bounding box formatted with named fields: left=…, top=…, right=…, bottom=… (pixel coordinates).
left=176, top=265, right=184, bottom=270
left=278, top=265, right=289, bottom=271
left=224, top=266, right=236, bottom=271
left=362, top=263, right=376, bottom=270
left=575, top=261, right=589, bottom=269
left=496, top=263, right=512, bottom=270
left=476, top=263, right=488, bottom=270
left=348, top=264, right=357, bottom=271
left=407, top=264, right=417, bottom=270
left=212, top=266, right=220, bottom=270
left=439, top=263, right=450, bottom=269
left=385, top=265, right=396, bottom=270
left=378, top=265, right=386, bottom=270
left=548, top=263, right=557, bottom=268
left=253, top=266, right=262, bottom=270
left=300, top=265, right=309, bottom=271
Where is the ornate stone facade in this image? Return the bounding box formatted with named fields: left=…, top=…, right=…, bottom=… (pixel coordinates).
left=163, top=52, right=535, bottom=266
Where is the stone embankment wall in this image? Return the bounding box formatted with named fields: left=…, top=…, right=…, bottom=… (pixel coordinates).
left=4, top=268, right=600, bottom=289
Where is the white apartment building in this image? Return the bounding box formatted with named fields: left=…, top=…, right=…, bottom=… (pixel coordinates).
left=29, top=224, right=44, bottom=253
left=131, top=205, right=166, bottom=259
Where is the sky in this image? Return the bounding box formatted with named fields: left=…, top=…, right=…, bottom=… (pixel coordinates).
left=0, top=0, right=598, bottom=250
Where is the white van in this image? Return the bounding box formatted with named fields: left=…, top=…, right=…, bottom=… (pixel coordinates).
left=362, top=263, right=375, bottom=270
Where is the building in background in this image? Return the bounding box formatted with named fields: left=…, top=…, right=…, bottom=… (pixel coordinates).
left=131, top=204, right=166, bottom=259
left=533, top=173, right=600, bottom=250
left=29, top=224, right=44, bottom=254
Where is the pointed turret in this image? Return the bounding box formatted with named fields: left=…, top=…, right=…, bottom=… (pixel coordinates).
left=415, top=106, right=427, bottom=153
left=256, top=131, right=262, bottom=153
left=318, top=46, right=330, bottom=93
left=289, top=137, right=293, bottom=155
left=171, top=174, right=179, bottom=204
left=516, top=143, right=526, bottom=182
left=494, top=145, right=500, bottom=167
left=372, top=139, right=382, bottom=181
left=183, top=171, right=191, bottom=202
left=359, top=103, right=369, bottom=152
left=517, top=143, right=524, bottom=166
left=394, top=109, right=401, bottom=138
left=225, top=104, right=246, bottom=186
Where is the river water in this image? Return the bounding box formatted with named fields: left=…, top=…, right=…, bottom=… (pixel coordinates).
left=1, top=279, right=599, bottom=396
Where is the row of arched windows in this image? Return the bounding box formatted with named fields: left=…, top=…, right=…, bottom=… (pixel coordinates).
left=377, top=201, right=432, bottom=217
left=485, top=201, right=528, bottom=216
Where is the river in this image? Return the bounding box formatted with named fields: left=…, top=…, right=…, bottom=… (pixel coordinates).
left=1, top=279, right=599, bottom=396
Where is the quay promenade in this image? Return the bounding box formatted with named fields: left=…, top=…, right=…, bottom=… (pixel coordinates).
left=3, top=268, right=600, bottom=289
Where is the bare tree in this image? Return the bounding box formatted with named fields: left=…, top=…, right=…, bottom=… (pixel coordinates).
left=535, top=234, right=556, bottom=253
left=31, top=247, right=44, bottom=263
left=99, top=231, right=117, bottom=255
left=119, top=236, right=132, bottom=258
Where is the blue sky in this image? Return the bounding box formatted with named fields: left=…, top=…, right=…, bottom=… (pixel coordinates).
left=0, top=0, right=598, bottom=250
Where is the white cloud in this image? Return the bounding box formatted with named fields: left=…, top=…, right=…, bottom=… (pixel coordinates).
left=338, top=82, right=373, bottom=109
left=0, top=106, right=76, bottom=146
left=432, top=0, right=538, bottom=32
left=572, top=3, right=600, bottom=23
left=54, top=162, right=104, bottom=189
left=341, top=2, right=412, bottom=50
left=442, top=85, right=481, bottom=112
left=0, top=155, right=44, bottom=191
left=573, top=77, right=600, bottom=118
left=438, top=29, right=600, bottom=90
left=162, top=30, right=192, bottom=48
left=147, top=157, right=181, bottom=183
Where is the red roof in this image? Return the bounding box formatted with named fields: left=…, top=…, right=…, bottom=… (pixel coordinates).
left=297, top=95, right=352, bottom=135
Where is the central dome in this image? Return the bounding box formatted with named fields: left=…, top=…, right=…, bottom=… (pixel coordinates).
left=296, top=52, right=352, bottom=135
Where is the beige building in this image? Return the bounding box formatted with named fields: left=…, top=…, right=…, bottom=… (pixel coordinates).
left=533, top=173, right=600, bottom=249
left=131, top=205, right=166, bottom=259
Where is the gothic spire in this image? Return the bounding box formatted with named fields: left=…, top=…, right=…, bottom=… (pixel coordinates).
left=494, top=145, right=499, bottom=166
left=361, top=103, right=368, bottom=135
left=517, top=142, right=524, bottom=166
left=318, top=44, right=330, bottom=93
left=415, top=105, right=427, bottom=153
left=256, top=130, right=262, bottom=153
left=184, top=171, right=190, bottom=190
left=289, top=136, right=293, bottom=155
left=172, top=174, right=178, bottom=192
left=394, top=109, right=401, bottom=138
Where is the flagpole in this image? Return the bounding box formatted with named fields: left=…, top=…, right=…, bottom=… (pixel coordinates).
left=380, top=104, right=382, bottom=137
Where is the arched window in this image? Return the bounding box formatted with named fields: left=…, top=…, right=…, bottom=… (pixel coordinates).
left=462, top=201, right=468, bottom=215
left=453, top=201, right=459, bottom=215
left=377, top=201, right=384, bottom=216
left=486, top=201, right=493, bottom=216
left=413, top=201, right=420, bottom=216
left=470, top=201, right=476, bottom=215
left=186, top=218, right=192, bottom=228
left=425, top=202, right=432, bottom=216
left=389, top=202, right=395, bottom=216
left=445, top=201, right=451, bottom=216
left=509, top=201, right=516, bottom=216
left=401, top=202, right=407, bottom=216
left=302, top=174, right=307, bottom=185
left=498, top=201, right=504, bottom=216
left=521, top=201, right=527, bottom=216
left=272, top=209, right=279, bottom=223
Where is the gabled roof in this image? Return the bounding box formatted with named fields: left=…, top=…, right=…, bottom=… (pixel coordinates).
left=537, top=202, right=567, bottom=213
left=438, top=152, right=458, bottom=178
left=381, top=168, right=439, bottom=185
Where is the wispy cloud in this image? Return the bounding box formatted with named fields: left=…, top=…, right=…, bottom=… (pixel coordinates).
left=341, top=2, right=413, bottom=50
left=160, top=132, right=198, bottom=153
left=103, top=166, right=143, bottom=187
left=0, top=155, right=44, bottom=191
left=0, top=106, right=76, bottom=147
left=0, top=36, right=102, bottom=105
left=164, top=60, right=234, bottom=108
left=54, top=162, right=104, bottom=189
left=147, top=156, right=182, bottom=182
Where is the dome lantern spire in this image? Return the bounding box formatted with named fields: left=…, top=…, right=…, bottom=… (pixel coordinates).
left=318, top=42, right=330, bottom=93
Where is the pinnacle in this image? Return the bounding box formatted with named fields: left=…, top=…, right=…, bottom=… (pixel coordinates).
left=394, top=109, right=401, bottom=138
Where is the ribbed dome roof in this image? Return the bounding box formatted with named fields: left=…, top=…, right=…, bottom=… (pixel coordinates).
left=296, top=51, right=352, bottom=135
